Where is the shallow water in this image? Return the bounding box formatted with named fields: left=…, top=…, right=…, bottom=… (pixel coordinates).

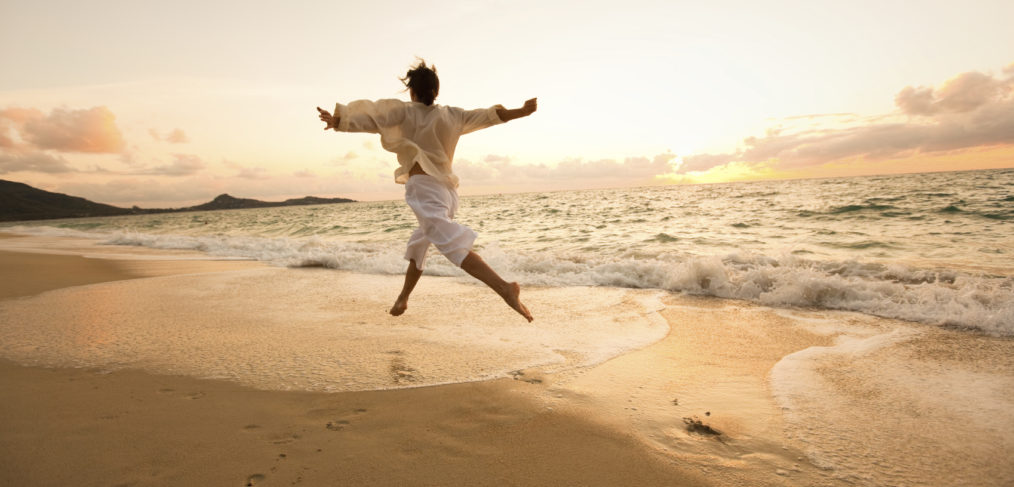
left=0, top=267, right=668, bottom=392
left=771, top=316, right=1014, bottom=486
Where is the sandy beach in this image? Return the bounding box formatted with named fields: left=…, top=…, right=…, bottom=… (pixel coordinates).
left=1, top=233, right=1012, bottom=486
left=0, top=358, right=702, bottom=487
left=0, top=243, right=718, bottom=486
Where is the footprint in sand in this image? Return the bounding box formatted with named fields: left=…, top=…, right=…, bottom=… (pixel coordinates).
left=510, top=370, right=544, bottom=384
left=386, top=350, right=420, bottom=384
left=390, top=357, right=419, bottom=384
left=326, top=419, right=350, bottom=431
left=270, top=433, right=301, bottom=445
left=245, top=473, right=266, bottom=486
left=323, top=408, right=367, bottom=432
left=156, top=388, right=205, bottom=400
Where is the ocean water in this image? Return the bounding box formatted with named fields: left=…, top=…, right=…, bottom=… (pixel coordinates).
left=5, top=168, right=1012, bottom=335
left=2, top=168, right=1013, bottom=485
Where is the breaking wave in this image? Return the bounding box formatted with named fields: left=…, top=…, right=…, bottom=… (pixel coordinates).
left=54, top=228, right=1007, bottom=337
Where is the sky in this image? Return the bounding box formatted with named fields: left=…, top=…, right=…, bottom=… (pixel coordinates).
left=1, top=0, right=1012, bottom=207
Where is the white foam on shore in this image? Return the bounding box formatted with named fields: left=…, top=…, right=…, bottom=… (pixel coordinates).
left=0, top=267, right=668, bottom=393
left=770, top=319, right=1014, bottom=485
left=3, top=227, right=1011, bottom=335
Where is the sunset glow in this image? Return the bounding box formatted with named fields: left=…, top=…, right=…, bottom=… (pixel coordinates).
left=1, top=0, right=1012, bottom=206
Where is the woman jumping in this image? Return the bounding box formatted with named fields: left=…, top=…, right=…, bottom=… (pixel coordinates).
left=316, top=60, right=536, bottom=322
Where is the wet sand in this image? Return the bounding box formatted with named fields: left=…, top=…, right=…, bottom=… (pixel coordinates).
left=0, top=245, right=711, bottom=487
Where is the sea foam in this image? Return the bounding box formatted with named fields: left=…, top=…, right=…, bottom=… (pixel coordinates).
left=770, top=320, right=1014, bottom=485
left=119, top=232, right=1014, bottom=336
left=3, top=225, right=1007, bottom=336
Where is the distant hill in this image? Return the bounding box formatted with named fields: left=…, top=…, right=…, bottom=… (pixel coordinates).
left=0, top=180, right=131, bottom=221
left=0, top=179, right=355, bottom=222
left=184, top=193, right=354, bottom=212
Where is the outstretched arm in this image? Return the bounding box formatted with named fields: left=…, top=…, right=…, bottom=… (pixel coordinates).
left=495, top=98, right=537, bottom=123
left=317, top=100, right=406, bottom=133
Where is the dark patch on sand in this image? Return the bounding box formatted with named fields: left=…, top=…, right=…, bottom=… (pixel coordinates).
left=390, top=357, right=419, bottom=384
left=245, top=473, right=266, bottom=486
left=510, top=370, right=543, bottom=384
left=326, top=420, right=350, bottom=431
left=683, top=416, right=722, bottom=436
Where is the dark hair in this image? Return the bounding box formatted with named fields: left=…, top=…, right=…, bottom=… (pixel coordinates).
left=401, top=60, right=439, bottom=106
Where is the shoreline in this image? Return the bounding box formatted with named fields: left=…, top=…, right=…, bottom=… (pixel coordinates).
left=2, top=234, right=1012, bottom=485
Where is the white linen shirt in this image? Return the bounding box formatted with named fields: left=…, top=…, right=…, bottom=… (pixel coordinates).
left=334, top=99, right=504, bottom=188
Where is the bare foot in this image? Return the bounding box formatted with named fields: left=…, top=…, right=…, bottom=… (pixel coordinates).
left=389, top=296, right=408, bottom=316
left=502, top=282, right=533, bottom=322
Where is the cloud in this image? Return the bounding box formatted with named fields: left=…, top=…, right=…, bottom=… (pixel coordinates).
left=455, top=152, right=677, bottom=188
left=332, top=151, right=358, bottom=166
left=549, top=154, right=675, bottom=180
left=166, top=128, right=189, bottom=144
left=895, top=71, right=1008, bottom=116
left=777, top=113, right=859, bottom=121
left=222, top=159, right=270, bottom=179
left=679, top=153, right=738, bottom=173
left=56, top=178, right=221, bottom=207
left=236, top=166, right=269, bottom=180
left=149, top=128, right=189, bottom=144
left=0, top=106, right=125, bottom=153
left=140, top=153, right=206, bottom=176
left=0, top=106, right=127, bottom=176
left=119, top=151, right=145, bottom=168
left=0, top=151, right=74, bottom=174
left=680, top=63, right=1014, bottom=174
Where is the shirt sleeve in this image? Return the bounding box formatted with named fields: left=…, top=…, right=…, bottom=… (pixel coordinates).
left=457, top=105, right=505, bottom=135
left=334, top=99, right=407, bottom=133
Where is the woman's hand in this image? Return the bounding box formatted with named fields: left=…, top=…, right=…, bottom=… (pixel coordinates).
left=496, top=98, right=539, bottom=123
left=317, top=106, right=338, bottom=130
left=523, top=97, right=538, bottom=115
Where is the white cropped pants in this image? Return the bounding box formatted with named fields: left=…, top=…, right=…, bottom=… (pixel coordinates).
left=403, top=174, right=477, bottom=270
